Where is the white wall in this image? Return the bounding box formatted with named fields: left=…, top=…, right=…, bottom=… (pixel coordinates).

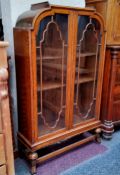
left=0, top=3, right=1, bottom=18
left=0, top=0, right=85, bottom=148
left=11, top=0, right=85, bottom=27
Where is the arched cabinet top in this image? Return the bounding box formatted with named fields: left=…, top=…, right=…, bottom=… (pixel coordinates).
left=16, top=7, right=51, bottom=28
left=15, top=1, right=104, bottom=30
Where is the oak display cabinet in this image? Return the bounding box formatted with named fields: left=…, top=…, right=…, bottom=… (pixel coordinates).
left=14, top=2, right=105, bottom=174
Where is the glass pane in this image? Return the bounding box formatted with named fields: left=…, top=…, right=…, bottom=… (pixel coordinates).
left=74, top=16, right=101, bottom=125
left=36, top=14, right=68, bottom=136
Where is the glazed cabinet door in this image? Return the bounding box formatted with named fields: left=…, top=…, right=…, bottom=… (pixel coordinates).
left=73, top=16, right=102, bottom=125
left=36, top=14, right=68, bottom=137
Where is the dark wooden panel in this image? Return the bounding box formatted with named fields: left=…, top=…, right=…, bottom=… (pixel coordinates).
left=14, top=29, right=33, bottom=143
left=101, top=48, right=111, bottom=122
left=113, top=101, right=120, bottom=122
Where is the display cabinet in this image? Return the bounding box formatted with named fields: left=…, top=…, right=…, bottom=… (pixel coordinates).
left=14, top=2, right=105, bottom=174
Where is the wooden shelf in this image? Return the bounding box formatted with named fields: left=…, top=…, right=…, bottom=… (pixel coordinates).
left=36, top=52, right=96, bottom=61
left=42, top=62, right=93, bottom=74
left=77, top=52, right=96, bottom=57
left=38, top=81, right=62, bottom=91
left=75, top=77, right=94, bottom=84
left=42, top=63, right=66, bottom=71
left=36, top=47, right=62, bottom=54
left=37, top=56, right=62, bottom=60
left=38, top=76, right=94, bottom=91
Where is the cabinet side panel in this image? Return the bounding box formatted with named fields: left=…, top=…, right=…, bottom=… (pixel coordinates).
left=14, top=29, right=33, bottom=142
left=100, top=49, right=111, bottom=122
left=113, top=102, right=120, bottom=123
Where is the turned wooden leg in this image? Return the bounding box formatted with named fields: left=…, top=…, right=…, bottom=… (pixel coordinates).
left=102, top=120, right=114, bottom=139
left=28, top=152, right=38, bottom=175
left=95, top=128, right=101, bottom=143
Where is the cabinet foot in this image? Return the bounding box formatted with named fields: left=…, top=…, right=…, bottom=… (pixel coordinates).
left=102, top=120, right=114, bottom=139
left=28, top=152, right=38, bottom=175
left=95, top=128, right=101, bottom=143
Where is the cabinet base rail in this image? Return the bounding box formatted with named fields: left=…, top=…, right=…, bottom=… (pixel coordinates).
left=18, top=129, right=101, bottom=175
